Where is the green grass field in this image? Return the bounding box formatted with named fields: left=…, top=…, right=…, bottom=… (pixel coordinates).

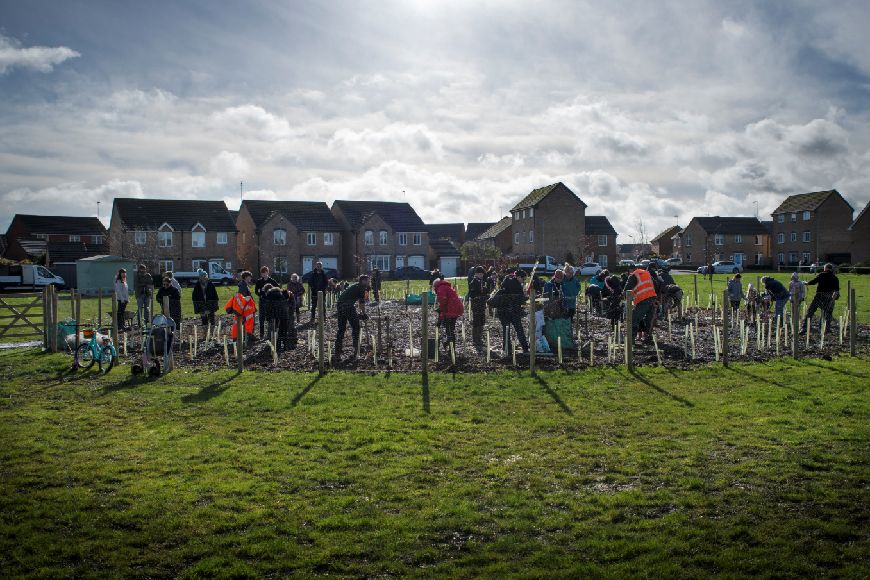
left=1, top=349, right=868, bottom=576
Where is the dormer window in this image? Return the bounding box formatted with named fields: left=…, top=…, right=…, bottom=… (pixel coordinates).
left=158, top=223, right=174, bottom=248
left=379, top=230, right=388, bottom=245
left=191, top=223, right=206, bottom=248
left=803, top=211, right=811, bottom=221
left=364, top=230, right=374, bottom=246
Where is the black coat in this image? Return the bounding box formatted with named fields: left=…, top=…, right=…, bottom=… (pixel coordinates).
left=192, top=281, right=219, bottom=314
left=308, top=270, right=329, bottom=293
left=255, top=276, right=279, bottom=298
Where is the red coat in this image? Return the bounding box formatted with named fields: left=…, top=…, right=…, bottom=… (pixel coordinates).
left=434, top=281, right=464, bottom=320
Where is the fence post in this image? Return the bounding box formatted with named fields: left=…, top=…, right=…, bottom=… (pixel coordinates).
left=51, top=286, right=59, bottom=352
left=625, top=290, right=634, bottom=371
left=693, top=274, right=698, bottom=306
left=317, top=290, right=325, bottom=375
left=111, top=294, right=119, bottom=347
left=721, top=289, right=729, bottom=367
left=791, top=294, right=799, bottom=359
left=528, top=291, right=536, bottom=377
left=74, top=291, right=81, bottom=355
left=421, top=291, right=429, bottom=379
left=849, top=288, right=858, bottom=356
left=237, top=315, right=244, bottom=373
left=97, top=288, right=103, bottom=332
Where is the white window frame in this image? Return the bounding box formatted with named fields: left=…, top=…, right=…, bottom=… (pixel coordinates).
left=191, top=223, right=206, bottom=248
left=755, top=253, right=763, bottom=265
left=413, top=233, right=422, bottom=246
left=777, top=252, right=784, bottom=265
left=134, top=230, right=147, bottom=245
left=598, top=235, right=607, bottom=247
left=514, top=232, right=520, bottom=245
left=33, top=233, right=48, bottom=240
left=158, top=260, right=174, bottom=274
left=324, top=232, right=334, bottom=246
left=158, top=224, right=174, bottom=248
left=379, top=230, right=388, bottom=245
left=398, top=232, right=408, bottom=246
left=529, top=208, right=534, bottom=218
left=714, top=233, right=724, bottom=246
left=599, top=254, right=608, bottom=267
left=685, top=234, right=692, bottom=247
left=528, top=230, right=534, bottom=243
left=69, top=235, right=80, bottom=242
left=777, top=233, right=785, bottom=244
left=307, top=232, right=317, bottom=246
left=364, top=230, right=374, bottom=246
left=368, top=254, right=390, bottom=271
left=802, top=231, right=811, bottom=243
left=802, top=252, right=811, bottom=264
left=734, top=234, right=742, bottom=243
left=803, top=211, right=811, bottom=221
left=777, top=214, right=785, bottom=223
left=192, top=259, right=207, bottom=271
left=790, top=232, right=797, bottom=242
left=216, top=232, right=228, bottom=245
left=790, top=213, right=797, bottom=222
left=92, top=235, right=104, bottom=245
left=273, top=256, right=288, bottom=274
left=754, top=235, right=762, bottom=246
left=788, top=252, right=798, bottom=264
left=273, top=228, right=287, bottom=246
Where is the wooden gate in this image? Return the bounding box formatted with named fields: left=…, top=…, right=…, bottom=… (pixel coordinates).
left=0, top=292, right=45, bottom=343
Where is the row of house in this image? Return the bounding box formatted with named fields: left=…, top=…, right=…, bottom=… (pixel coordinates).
left=3, top=187, right=867, bottom=285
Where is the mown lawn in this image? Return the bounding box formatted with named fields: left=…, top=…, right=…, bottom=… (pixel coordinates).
left=1, top=350, right=868, bottom=577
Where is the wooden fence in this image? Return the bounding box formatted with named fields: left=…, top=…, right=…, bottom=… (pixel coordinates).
left=0, top=292, right=46, bottom=343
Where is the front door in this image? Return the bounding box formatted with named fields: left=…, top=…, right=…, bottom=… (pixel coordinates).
left=395, top=255, right=405, bottom=269
left=733, top=253, right=744, bottom=267
left=302, top=256, right=314, bottom=274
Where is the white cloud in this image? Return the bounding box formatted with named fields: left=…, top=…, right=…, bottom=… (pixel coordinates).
left=0, top=33, right=79, bottom=74
left=209, top=151, right=250, bottom=180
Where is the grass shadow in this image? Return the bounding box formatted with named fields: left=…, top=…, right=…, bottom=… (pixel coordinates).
left=182, top=370, right=241, bottom=403
left=422, top=374, right=430, bottom=414
left=797, top=358, right=868, bottom=379
left=533, top=374, right=573, bottom=416
left=99, top=370, right=161, bottom=394
left=628, top=369, right=695, bottom=408
left=724, top=365, right=810, bottom=397
left=291, top=373, right=324, bottom=407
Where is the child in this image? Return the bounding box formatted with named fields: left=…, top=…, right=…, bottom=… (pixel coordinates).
left=433, top=279, right=464, bottom=353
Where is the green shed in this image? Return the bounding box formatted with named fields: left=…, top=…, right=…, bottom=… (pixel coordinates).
left=75, top=255, right=137, bottom=296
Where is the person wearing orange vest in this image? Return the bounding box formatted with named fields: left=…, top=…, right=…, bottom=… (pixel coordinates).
left=624, top=264, right=658, bottom=341
left=225, top=270, right=257, bottom=344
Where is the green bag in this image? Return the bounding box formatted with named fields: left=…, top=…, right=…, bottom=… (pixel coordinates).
left=544, top=318, right=575, bottom=350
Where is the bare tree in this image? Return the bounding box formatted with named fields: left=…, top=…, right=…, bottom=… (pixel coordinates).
left=634, top=217, right=649, bottom=247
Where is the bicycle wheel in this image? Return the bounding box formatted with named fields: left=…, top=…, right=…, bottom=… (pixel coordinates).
left=99, top=345, right=115, bottom=373
left=76, top=343, right=96, bottom=369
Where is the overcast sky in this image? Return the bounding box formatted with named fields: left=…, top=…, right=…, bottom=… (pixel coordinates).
left=1, top=0, right=869, bottom=241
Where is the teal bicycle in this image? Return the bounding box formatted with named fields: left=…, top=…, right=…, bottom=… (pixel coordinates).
left=74, top=328, right=117, bottom=373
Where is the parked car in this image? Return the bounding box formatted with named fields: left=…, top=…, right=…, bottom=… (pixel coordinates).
left=579, top=262, right=603, bottom=276
left=301, top=268, right=338, bottom=283
left=618, top=259, right=636, bottom=267
left=697, top=261, right=743, bottom=274
left=393, top=266, right=431, bottom=280
left=666, top=257, right=683, bottom=266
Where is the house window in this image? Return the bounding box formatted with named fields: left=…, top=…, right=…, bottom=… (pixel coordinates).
left=273, top=256, right=288, bottom=274
left=714, top=234, right=724, bottom=245
left=528, top=230, right=534, bottom=243
left=192, top=259, right=206, bottom=271
left=714, top=253, right=722, bottom=261
left=754, top=235, right=762, bottom=245
left=216, top=232, right=228, bottom=245
left=777, top=233, right=784, bottom=244
left=134, top=231, right=147, bottom=245
left=398, top=233, right=408, bottom=246
left=92, top=235, right=104, bottom=245
left=273, top=229, right=287, bottom=246
left=802, top=231, right=811, bottom=243
left=803, top=211, right=811, bottom=221
left=69, top=235, right=80, bottom=242
left=788, top=252, right=798, bottom=264
left=363, top=230, right=374, bottom=246
left=395, top=255, right=405, bottom=268
left=368, top=255, right=390, bottom=271
left=734, top=234, right=742, bottom=243
left=529, top=208, right=534, bottom=218
left=324, top=232, right=334, bottom=246
left=790, top=232, right=797, bottom=242
left=191, top=228, right=205, bottom=248
left=802, top=252, right=811, bottom=264
left=521, top=209, right=526, bottom=219
left=686, top=253, right=691, bottom=262
left=413, top=233, right=422, bottom=246
left=599, top=255, right=608, bottom=267
left=598, top=235, right=607, bottom=247
left=33, top=233, right=48, bottom=240
left=755, top=253, right=763, bottom=265
left=514, top=232, right=520, bottom=245
left=790, top=213, right=797, bottom=222
left=777, top=214, right=784, bottom=223
left=777, top=253, right=784, bottom=265
left=307, top=232, right=317, bottom=246
left=685, top=234, right=692, bottom=247
left=225, top=261, right=232, bottom=270
left=379, top=230, right=388, bottom=245
left=158, top=260, right=174, bottom=274
left=158, top=230, right=173, bottom=248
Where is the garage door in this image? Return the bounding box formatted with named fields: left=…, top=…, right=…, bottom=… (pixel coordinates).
left=408, top=255, right=425, bottom=269
left=320, top=257, right=338, bottom=272
left=440, top=257, right=459, bottom=277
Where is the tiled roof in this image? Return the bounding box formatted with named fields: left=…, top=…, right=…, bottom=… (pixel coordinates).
left=425, top=223, right=464, bottom=242
left=332, top=200, right=425, bottom=231
left=465, top=222, right=494, bottom=240
left=477, top=216, right=512, bottom=240
left=112, top=198, right=237, bottom=231
left=772, top=190, right=852, bottom=214
left=242, top=200, right=340, bottom=231
left=761, top=220, right=773, bottom=233
left=849, top=201, right=869, bottom=231
left=510, top=182, right=587, bottom=212
left=47, top=240, right=109, bottom=263
left=651, top=225, right=681, bottom=243
left=228, top=210, right=239, bottom=224
left=585, top=216, right=618, bottom=236
left=10, top=214, right=106, bottom=236
left=430, top=238, right=460, bottom=258
left=693, top=217, right=769, bottom=235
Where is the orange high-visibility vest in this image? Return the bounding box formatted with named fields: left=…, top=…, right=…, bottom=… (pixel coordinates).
left=224, top=293, right=257, bottom=339
left=632, top=269, right=657, bottom=305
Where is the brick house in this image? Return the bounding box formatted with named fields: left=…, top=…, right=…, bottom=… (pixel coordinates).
left=650, top=225, right=681, bottom=258
left=617, top=243, right=650, bottom=262
left=236, top=200, right=342, bottom=279
left=4, top=214, right=107, bottom=263
left=679, top=216, right=771, bottom=268
left=475, top=216, right=513, bottom=255
left=771, top=190, right=854, bottom=266
left=583, top=216, right=618, bottom=268
left=331, top=201, right=428, bottom=277
left=509, top=182, right=587, bottom=262
left=425, top=223, right=464, bottom=276
left=109, top=198, right=237, bottom=276
left=849, top=201, right=870, bottom=264
left=465, top=222, right=495, bottom=241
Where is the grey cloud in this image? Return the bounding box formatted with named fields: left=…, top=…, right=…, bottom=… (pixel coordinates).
left=0, top=33, right=79, bottom=74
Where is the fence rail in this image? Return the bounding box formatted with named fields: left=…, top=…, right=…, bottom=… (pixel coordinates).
left=0, top=293, right=45, bottom=341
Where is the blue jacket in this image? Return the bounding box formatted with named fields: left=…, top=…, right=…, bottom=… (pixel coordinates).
left=764, top=278, right=789, bottom=300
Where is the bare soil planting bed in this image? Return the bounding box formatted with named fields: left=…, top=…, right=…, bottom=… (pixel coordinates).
left=112, top=298, right=870, bottom=374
